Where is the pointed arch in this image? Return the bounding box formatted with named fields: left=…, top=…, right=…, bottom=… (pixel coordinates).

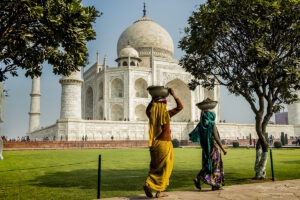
left=135, top=104, right=147, bottom=121
left=166, top=79, right=191, bottom=122
left=130, top=61, right=135, bottom=66
left=111, top=78, right=124, bottom=98
left=99, top=106, right=103, bottom=120
left=204, top=87, right=215, bottom=100
left=99, top=82, right=103, bottom=100
left=111, top=104, right=124, bottom=121
left=85, top=86, right=93, bottom=119
left=135, top=78, right=148, bottom=98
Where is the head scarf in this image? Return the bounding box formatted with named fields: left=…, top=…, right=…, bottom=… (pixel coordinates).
left=199, top=111, right=216, bottom=173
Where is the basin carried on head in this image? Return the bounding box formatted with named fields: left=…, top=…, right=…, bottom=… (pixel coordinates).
left=196, top=98, right=218, bottom=110
left=147, top=86, right=169, bottom=98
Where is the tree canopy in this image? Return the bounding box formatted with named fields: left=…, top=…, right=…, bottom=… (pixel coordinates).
left=179, top=0, right=300, bottom=151
left=0, top=0, right=100, bottom=82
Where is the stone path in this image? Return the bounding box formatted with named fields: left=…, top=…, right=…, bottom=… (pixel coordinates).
left=99, top=179, right=300, bottom=200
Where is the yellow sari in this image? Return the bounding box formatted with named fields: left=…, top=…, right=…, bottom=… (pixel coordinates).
left=146, top=102, right=174, bottom=191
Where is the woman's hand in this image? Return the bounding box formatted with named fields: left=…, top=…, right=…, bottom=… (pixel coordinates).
left=168, top=88, right=176, bottom=98
left=223, top=149, right=227, bottom=155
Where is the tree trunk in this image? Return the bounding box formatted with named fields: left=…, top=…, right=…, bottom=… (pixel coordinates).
left=0, top=136, right=3, bottom=160
left=254, top=147, right=268, bottom=179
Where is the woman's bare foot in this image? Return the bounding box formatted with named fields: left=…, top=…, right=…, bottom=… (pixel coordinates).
left=155, top=191, right=168, bottom=198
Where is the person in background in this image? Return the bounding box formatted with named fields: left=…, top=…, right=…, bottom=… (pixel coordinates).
left=0, top=136, right=4, bottom=160
left=189, top=98, right=227, bottom=191
left=143, top=88, right=183, bottom=198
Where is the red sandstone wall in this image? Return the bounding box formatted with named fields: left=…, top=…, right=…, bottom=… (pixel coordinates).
left=3, top=140, right=149, bottom=150
left=3, top=139, right=293, bottom=150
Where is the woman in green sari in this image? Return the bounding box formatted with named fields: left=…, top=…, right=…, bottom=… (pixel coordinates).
left=189, top=98, right=227, bottom=190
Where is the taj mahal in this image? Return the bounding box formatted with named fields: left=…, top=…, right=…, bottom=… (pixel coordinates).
left=27, top=7, right=299, bottom=142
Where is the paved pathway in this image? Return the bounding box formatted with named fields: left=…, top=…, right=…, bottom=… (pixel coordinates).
left=99, top=179, right=300, bottom=200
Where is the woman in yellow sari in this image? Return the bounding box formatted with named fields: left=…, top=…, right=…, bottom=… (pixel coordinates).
left=144, top=88, right=183, bottom=198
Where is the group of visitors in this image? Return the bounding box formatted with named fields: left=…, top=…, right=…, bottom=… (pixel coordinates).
left=2, top=136, right=29, bottom=142
left=143, top=87, right=227, bottom=198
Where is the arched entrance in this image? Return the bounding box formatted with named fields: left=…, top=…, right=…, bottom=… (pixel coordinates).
left=98, top=82, right=103, bottom=100
left=135, top=104, right=147, bottom=121
left=135, top=78, right=148, bottom=98
left=85, top=86, right=93, bottom=119
left=111, top=104, right=124, bottom=121
left=99, top=106, right=103, bottom=120
left=111, top=78, right=124, bottom=98
left=166, top=79, right=191, bottom=122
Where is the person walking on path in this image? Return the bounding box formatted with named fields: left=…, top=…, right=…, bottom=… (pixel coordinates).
left=189, top=98, right=227, bottom=191
left=143, top=87, right=183, bottom=198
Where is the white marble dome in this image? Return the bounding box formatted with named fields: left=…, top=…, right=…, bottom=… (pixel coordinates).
left=119, top=45, right=139, bottom=58
left=117, top=16, right=174, bottom=59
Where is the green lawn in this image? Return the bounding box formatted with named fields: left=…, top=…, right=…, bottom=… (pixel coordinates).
left=0, top=148, right=299, bottom=200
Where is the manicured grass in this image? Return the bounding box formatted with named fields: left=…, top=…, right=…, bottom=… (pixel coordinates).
left=0, top=148, right=299, bottom=199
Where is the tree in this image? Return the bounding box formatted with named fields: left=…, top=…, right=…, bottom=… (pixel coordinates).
left=284, top=133, right=288, bottom=145
left=179, top=0, right=300, bottom=179
left=0, top=0, right=100, bottom=82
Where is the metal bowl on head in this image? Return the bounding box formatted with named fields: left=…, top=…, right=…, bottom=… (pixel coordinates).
left=196, top=98, right=218, bottom=110
left=147, top=86, right=169, bottom=98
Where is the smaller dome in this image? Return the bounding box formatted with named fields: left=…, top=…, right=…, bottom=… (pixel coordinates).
left=119, top=45, right=139, bottom=58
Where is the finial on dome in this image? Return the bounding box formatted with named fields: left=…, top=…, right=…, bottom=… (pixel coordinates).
left=143, top=2, right=146, bottom=17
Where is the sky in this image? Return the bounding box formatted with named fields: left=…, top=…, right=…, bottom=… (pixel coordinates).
left=2, top=0, right=258, bottom=139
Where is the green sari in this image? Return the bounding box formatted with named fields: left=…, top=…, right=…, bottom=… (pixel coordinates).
left=189, top=111, right=225, bottom=187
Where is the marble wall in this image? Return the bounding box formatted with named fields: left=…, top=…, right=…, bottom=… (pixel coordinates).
left=30, top=120, right=296, bottom=142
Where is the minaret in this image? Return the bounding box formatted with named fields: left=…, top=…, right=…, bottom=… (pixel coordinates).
left=96, top=51, right=102, bottom=71
left=59, top=69, right=83, bottom=119
left=103, top=54, right=107, bottom=70
left=28, top=76, right=41, bottom=133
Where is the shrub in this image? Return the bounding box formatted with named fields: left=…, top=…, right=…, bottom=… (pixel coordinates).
left=274, top=141, right=282, bottom=148
left=172, top=139, right=180, bottom=148
left=221, top=139, right=226, bottom=145
left=281, top=132, right=285, bottom=145
left=232, top=141, right=239, bottom=148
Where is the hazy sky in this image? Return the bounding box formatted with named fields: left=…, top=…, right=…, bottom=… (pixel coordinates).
left=2, top=0, right=257, bottom=139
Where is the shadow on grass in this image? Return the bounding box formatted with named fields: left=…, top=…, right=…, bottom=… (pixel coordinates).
left=30, top=169, right=260, bottom=193
left=279, top=160, right=300, bottom=165
left=30, top=168, right=148, bottom=191
left=0, top=160, right=96, bottom=172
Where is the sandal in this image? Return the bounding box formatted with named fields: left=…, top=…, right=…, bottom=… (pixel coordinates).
left=143, top=184, right=153, bottom=198
left=155, top=191, right=168, bottom=198
left=212, top=185, right=223, bottom=191
left=193, top=178, right=201, bottom=190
